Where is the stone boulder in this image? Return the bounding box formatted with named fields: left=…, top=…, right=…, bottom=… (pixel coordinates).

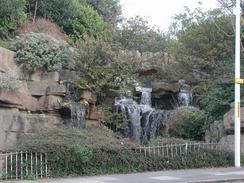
left=152, top=82, right=180, bottom=93
left=38, top=96, right=63, bottom=111
left=46, top=84, right=66, bottom=96
left=205, top=120, right=226, bottom=143
left=223, top=107, right=244, bottom=132
left=0, top=47, right=16, bottom=73
left=0, top=89, right=38, bottom=111
left=88, top=104, right=103, bottom=121
left=29, top=71, right=59, bottom=83
left=27, top=81, right=49, bottom=96
left=0, top=89, right=23, bottom=108
left=79, top=89, right=97, bottom=104
left=59, top=69, right=77, bottom=81
left=0, top=108, right=62, bottom=150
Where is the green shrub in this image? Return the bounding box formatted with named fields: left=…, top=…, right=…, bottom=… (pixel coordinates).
left=70, top=5, right=106, bottom=40
left=167, top=107, right=206, bottom=141
left=29, top=0, right=106, bottom=39
left=10, top=33, right=71, bottom=72
left=0, top=0, right=27, bottom=38
left=75, top=35, right=139, bottom=95
left=18, top=126, right=234, bottom=177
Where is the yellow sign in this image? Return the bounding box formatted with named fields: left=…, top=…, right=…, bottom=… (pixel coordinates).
left=235, top=78, right=244, bottom=84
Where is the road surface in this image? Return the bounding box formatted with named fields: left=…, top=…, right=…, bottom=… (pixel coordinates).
left=5, top=167, right=244, bottom=183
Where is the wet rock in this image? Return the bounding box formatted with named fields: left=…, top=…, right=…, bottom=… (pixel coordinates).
left=79, top=89, right=97, bottom=104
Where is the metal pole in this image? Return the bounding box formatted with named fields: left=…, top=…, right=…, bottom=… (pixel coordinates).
left=235, top=0, right=241, bottom=168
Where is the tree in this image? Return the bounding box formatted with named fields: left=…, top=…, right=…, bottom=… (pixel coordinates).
left=0, top=0, right=27, bottom=38
left=74, top=35, right=139, bottom=96
left=169, top=8, right=234, bottom=83
left=82, top=0, right=122, bottom=26
left=116, top=16, right=168, bottom=53
left=27, top=0, right=106, bottom=39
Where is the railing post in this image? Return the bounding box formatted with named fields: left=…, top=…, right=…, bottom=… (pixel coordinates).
left=5, top=152, right=8, bottom=180
left=185, top=143, right=188, bottom=154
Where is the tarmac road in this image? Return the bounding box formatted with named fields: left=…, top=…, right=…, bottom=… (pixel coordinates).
left=4, top=167, right=244, bottom=183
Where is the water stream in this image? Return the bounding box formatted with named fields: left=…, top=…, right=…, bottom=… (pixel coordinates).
left=115, top=88, right=165, bottom=143
left=178, top=89, right=193, bottom=106
left=65, top=83, right=86, bottom=128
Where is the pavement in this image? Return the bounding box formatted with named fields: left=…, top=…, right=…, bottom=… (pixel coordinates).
left=4, top=167, right=244, bottom=183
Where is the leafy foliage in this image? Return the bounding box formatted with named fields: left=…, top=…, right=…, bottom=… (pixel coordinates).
left=18, top=126, right=234, bottom=177
left=116, top=16, right=168, bottom=53
left=167, top=108, right=206, bottom=141
left=28, top=0, right=106, bottom=39
left=10, top=33, right=71, bottom=72
left=82, top=0, right=122, bottom=26
left=0, top=0, right=27, bottom=38
left=74, top=35, right=139, bottom=95
left=169, top=7, right=234, bottom=83
left=199, top=84, right=234, bottom=126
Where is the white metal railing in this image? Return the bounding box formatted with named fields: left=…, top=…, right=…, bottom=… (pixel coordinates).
left=0, top=151, right=48, bottom=180
left=135, top=142, right=233, bottom=158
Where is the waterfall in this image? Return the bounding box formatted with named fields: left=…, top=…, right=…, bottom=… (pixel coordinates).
left=140, top=87, right=152, bottom=106
left=70, top=102, right=86, bottom=128
left=178, top=89, right=193, bottom=106
left=115, top=88, right=165, bottom=143
left=65, top=82, right=86, bottom=128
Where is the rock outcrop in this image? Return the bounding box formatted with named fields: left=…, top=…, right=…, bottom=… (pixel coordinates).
left=0, top=46, right=103, bottom=150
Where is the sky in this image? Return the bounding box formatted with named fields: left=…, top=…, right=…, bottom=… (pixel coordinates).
left=120, top=0, right=220, bottom=31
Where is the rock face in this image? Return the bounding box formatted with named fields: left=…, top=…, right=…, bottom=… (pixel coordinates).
left=0, top=47, right=101, bottom=150
left=205, top=106, right=244, bottom=153
left=0, top=108, right=63, bottom=150
left=223, top=108, right=244, bottom=133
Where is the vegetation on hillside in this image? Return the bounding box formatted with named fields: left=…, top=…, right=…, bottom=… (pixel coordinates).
left=0, top=0, right=242, bottom=176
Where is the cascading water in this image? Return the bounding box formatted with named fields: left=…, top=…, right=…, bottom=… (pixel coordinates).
left=115, top=88, right=165, bottom=143
left=65, top=82, right=86, bottom=128
left=178, top=89, right=193, bottom=106
left=70, top=102, right=86, bottom=128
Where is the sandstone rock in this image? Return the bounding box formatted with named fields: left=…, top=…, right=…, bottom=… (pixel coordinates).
left=0, top=89, right=24, bottom=109
left=38, top=96, right=62, bottom=111
left=17, top=92, right=38, bottom=111
left=0, top=47, right=17, bottom=73
left=152, top=82, right=180, bottom=93
left=47, top=71, right=59, bottom=83
left=59, top=69, right=77, bottom=81
left=0, top=89, right=38, bottom=111
left=88, top=104, right=102, bottom=120
left=46, top=84, right=66, bottom=96
left=0, top=108, right=62, bottom=150
left=223, top=108, right=244, bottom=132
left=27, top=81, right=49, bottom=96
left=79, top=89, right=97, bottom=104
left=205, top=120, right=226, bottom=143
left=29, top=69, right=43, bottom=81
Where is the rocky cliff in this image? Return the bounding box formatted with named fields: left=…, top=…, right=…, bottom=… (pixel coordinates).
left=0, top=47, right=102, bottom=150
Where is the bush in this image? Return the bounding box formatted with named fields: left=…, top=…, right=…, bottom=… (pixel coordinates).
left=0, top=0, right=27, bottom=38
left=167, top=107, right=206, bottom=141
left=10, top=33, right=71, bottom=72
left=0, top=70, right=21, bottom=90
left=18, top=126, right=234, bottom=177
left=29, top=0, right=106, bottom=39
left=75, top=35, right=139, bottom=95
left=18, top=19, right=68, bottom=42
